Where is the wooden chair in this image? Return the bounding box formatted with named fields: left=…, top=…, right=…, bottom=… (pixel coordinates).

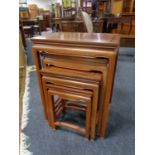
left=21, top=19, right=41, bottom=37
left=21, top=20, right=33, bottom=37
left=32, top=18, right=41, bottom=35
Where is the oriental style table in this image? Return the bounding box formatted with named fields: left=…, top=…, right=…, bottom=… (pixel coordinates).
left=31, top=32, right=120, bottom=139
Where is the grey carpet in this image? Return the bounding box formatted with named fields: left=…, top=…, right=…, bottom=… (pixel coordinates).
left=25, top=38, right=34, bottom=66
left=23, top=49, right=135, bottom=155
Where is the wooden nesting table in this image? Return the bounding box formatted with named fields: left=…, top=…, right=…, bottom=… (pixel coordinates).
left=31, top=32, right=120, bottom=139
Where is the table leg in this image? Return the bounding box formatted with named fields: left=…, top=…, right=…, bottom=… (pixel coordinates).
left=32, top=50, right=48, bottom=120
left=99, top=56, right=117, bottom=138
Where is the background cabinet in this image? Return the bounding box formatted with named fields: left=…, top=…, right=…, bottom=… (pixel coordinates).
left=111, top=0, right=135, bottom=14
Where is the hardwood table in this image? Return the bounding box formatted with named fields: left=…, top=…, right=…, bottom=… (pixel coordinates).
left=31, top=32, right=120, bottom=138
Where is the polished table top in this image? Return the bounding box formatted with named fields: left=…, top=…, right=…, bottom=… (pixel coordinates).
left=31, top=32, right=120, bottom=47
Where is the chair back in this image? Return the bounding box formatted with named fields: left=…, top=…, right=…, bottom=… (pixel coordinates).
left=81, top=11, right=93, bottom=33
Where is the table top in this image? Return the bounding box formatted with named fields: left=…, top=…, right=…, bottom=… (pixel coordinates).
left=31, top=32, right=120, bottom=47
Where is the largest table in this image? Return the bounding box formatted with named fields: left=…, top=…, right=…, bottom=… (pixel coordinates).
left=31, top=32, right=120, bottom=138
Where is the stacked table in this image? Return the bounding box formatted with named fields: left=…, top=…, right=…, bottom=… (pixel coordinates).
left=31, top=32, right=120, bottom=140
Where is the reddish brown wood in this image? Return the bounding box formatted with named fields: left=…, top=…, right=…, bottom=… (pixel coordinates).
left=32, top=32, right=119, bottom=48
left=55, top=121, right=86, bottom=134
left=47, top=92, right=56, bottom=128
left=32, top=32, right=119, bottom=139
left=47, top=86, right=92, bottom=139
left=41, top=54, right=108, bottom=135
left=32, top=50, right=48, bottom=120
left=42, top=75, right=99, bottom=140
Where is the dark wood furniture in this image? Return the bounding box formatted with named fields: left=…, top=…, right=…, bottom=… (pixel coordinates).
left=52, top=14, right=133, bottom=35
left=52, top=18, right=103, bottom=32
left=21, top=19, right=41, bottom=37
left=120, top=34, right=135, bottom=47
left=31, top=32, right=120, bottom=139
left=21, top=19, right=34, bottom=37
left=96, top=0, right=111, bottom=17
left=19, top=21, right=26, bottom=48
left=122, top=0, right=135, bottom=13
left=101, top=15, right=133, bottom=34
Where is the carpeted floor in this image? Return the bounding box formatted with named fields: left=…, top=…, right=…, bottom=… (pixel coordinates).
left=23, top=39, right=135, bottom=155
